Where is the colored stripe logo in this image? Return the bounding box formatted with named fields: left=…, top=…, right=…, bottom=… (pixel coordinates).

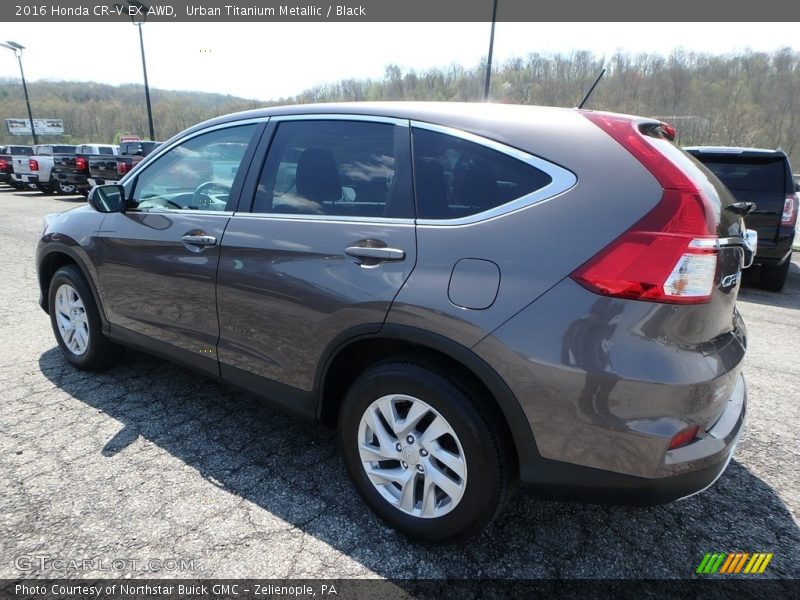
left=696, top=552, right=773, bottom=574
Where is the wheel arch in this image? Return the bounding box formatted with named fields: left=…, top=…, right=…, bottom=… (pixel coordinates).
left=37, top=244, right=109, bottom=333
left=314, top=324, right=543, bottom=480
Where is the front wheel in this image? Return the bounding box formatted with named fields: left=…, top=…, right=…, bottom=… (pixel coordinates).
left=48, top=265, right=123, bottom=370
left=339, top=361, right=509, bottom=543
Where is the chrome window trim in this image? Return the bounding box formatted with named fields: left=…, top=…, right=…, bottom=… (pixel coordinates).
left=410, top=121, right=577, bottom=227
left=229, top=213, right=415, bottom=227
left=124, top=209, right=235, bottom=218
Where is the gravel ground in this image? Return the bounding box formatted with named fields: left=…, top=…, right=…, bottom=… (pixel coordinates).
left=1, top=186, right=798, bottom=580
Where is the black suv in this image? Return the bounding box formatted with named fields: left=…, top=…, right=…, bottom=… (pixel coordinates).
left=686, top=146, right=798, bottom=291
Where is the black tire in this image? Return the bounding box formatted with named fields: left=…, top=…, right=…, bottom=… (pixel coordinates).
left=760, top=256, right=791, bottom=292
left=56, top=180, right=77, bottom=195
left=48, top=265, right=123, bottom=370
left=338, top=360, right=508, bottom=543
left=38, top=185, right=55, bottom=195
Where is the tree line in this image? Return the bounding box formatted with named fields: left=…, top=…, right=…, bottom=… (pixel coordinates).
left=1, top=48, right=798, bottom=161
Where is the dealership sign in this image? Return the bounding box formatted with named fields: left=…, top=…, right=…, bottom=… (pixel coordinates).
left=6, top=118, right=65, bottom=136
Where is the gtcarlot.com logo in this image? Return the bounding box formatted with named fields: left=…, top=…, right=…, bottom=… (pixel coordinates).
left=696, top=552, right=773, bottom=574
left=15, top=555, right=196, bottom=573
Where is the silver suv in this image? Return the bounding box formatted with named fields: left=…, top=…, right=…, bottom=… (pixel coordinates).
left=37, top=103, right=754, bottom=541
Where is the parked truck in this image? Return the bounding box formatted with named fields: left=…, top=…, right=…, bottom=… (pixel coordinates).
left=52, top=143, right=118, bottom=196
left=0, top=145, right=34, bottom=188
left=87, top=141, right=160, bottom=188
left=12, top=144, right=77, bottom=194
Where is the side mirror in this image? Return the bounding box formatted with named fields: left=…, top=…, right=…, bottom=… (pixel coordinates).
left=88, top=184, right=126, bottom=213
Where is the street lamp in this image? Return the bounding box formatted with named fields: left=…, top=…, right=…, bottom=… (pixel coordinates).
left=0, top=41, right=38, bottom=144
left=118, top=0, right=155, bottom=140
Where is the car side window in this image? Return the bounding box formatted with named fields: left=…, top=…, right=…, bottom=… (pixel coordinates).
left=130, top=124, right=257, bottom=212
left=411, top=127, right=553, bottom=220
left=252, top=120, right=412, bottom=218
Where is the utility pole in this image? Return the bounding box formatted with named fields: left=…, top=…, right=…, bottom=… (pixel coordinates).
left=483, top=0, right=498, bottom=102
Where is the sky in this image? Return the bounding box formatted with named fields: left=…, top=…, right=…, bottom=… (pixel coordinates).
left=0, top=22, right=798, bottom=101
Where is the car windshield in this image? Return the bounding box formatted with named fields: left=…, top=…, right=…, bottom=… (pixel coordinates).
left=700, top=156, right=786, bottom=192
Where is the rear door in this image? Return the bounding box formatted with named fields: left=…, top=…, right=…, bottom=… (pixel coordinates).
left=94, top=121, right=262, bottom=375
left=216, top=116, right=416, bottom=399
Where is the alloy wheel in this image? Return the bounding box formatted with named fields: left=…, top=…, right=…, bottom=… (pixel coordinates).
left=54, top=283, right=90, bottom=355
left=357, top=394, right=468, bottom=519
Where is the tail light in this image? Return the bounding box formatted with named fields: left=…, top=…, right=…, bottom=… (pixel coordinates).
left=0, top=159, right=7, bottom=170
left=782, top=193, right=798, bottom=227
left=117, top=161, right=129, bottom=176
left=29, top=158, right=39, bottom=171
left=573, top=113, right=719, bottom=304
left=76, top=157, right=88, bottom=171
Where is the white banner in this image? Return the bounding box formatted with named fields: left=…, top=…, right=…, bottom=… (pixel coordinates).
left=6, top=118, right=65, bottom=136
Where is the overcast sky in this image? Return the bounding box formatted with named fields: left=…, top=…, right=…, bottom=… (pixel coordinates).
left=1, top=22, right=798, bottom=100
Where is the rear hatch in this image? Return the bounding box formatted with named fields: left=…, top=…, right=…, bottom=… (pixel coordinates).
left=577, top=113, right=751, bottom=342
left=686, top=150, right=791, bottom=245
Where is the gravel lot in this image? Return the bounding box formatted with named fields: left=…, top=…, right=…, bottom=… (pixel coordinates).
left=1, top=186, right=798, bottom=580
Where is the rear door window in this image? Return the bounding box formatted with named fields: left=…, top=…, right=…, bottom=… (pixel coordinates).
left=411, top=127, right=553, bottom=220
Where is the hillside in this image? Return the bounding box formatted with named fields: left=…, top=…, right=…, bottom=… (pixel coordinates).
left=2, top=48, right=799, bottom=161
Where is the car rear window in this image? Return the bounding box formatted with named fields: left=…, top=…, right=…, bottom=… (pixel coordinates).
left=696, top=156, right=787, bottom=193
left=98, top=146, right=115, bottom=155
left=9, top=146, right=33, bottom=156
left=53, top=145, right=77, bottom=154
left=411, top=127, right=552, bottom=220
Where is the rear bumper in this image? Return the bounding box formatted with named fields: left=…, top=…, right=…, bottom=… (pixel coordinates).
left=755, top=230, right=795, bottom=265
left=88, top=177, right=117, bottom=187
left=54, top=172, right=89, bottom=185
left=517, top=372, right=745, bottom=505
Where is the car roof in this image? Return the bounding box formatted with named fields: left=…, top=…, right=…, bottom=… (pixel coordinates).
left=178, top=101, right=585, bottom=140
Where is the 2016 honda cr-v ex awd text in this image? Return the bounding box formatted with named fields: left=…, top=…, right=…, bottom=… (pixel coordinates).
left=37, top=103, right=756, bottom=542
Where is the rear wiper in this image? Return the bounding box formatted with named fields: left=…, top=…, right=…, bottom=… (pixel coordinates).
left=726, top=201, right=756, bottom=216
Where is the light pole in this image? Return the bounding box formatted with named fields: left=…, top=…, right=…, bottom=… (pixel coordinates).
left=122, top=0, right=155, bottom=140
left=483, top=0, right=498, bottom=102
left=1, top=41, right=38, bottom=144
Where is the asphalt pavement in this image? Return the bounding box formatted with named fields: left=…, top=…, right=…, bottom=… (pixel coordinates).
left=1, top=186, right=798, bottom=580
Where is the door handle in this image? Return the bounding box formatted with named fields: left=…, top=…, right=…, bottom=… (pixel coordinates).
left=181, top=234, right=217, bottom=246
left=345, top=246, right=406, bottom=262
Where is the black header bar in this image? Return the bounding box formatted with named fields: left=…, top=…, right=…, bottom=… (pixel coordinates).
left=2, top=0, right=800, bottom=22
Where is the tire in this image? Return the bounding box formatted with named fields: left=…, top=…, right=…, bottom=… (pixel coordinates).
left=338, top=360, right=508, bottom=543
left=48, top=265, right=123, bottom=370
left=38, top=185, right=55, bottom=195
left=760, top=256, right=791, bottom=292
left=56, top=180, right=77, bottom=195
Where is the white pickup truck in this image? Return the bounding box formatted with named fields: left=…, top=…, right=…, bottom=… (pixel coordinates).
left=11, top=144, right=77, bottom=194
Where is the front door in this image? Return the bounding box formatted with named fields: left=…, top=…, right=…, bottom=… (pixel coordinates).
left=94, top=123, right=261, bottom=375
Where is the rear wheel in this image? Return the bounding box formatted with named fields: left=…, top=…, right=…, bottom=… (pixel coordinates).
left=56, top=180, right=77, bottom=195
left=760, top=256, right=791, bottom=292
left=338, top=361, right=508, bottom=542
left=48, top=265, right=123, bottom=370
